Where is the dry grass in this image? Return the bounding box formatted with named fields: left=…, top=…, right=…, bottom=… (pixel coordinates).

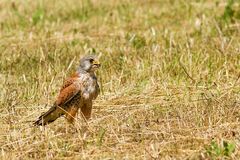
left=1, top=0, right=240, bottom=159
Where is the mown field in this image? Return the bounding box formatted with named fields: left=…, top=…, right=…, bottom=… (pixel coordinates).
left=0, top=0, right=240, bottom=159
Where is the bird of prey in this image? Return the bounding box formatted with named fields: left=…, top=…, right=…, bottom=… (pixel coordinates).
left=34, top=55, right=100, bottom=126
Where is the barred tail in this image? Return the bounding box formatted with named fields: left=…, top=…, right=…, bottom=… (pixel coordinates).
left=34, top=104, right=63, bottom=126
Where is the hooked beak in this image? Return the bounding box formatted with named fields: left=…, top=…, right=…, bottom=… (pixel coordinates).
left=92, top=60, right=101, bottom=67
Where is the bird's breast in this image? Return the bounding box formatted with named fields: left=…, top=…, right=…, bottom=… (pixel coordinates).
left=79, top=74, right=98, bottom=100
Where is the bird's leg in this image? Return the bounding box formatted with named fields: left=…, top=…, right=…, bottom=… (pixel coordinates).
left=81, top=101, right=92, bottom=120
left=65, top=106, right=79, bottom=123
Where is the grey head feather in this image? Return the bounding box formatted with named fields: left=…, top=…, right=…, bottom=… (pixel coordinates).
left=78, top=55, right=99, bottom=73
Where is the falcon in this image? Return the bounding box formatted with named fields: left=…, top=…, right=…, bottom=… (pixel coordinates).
left=34, top=55, right=100, bottom=126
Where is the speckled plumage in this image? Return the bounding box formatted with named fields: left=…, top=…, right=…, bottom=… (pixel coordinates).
left=34, top=55, right=100, bottom=126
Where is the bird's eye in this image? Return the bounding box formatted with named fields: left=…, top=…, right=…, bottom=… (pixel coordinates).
left=89, top=59, right=94, bottom=63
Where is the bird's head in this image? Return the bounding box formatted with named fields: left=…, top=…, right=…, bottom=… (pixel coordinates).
left=78, top=55, right=101, bottom=73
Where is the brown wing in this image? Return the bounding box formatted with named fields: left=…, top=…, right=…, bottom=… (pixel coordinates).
left=34, top=84, right=81, bottom=126
left=34, top=73, right=82, bottom=126
left=56, top=80, right=81, bottom=106
left=60, top=72, right=79, bottom=92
